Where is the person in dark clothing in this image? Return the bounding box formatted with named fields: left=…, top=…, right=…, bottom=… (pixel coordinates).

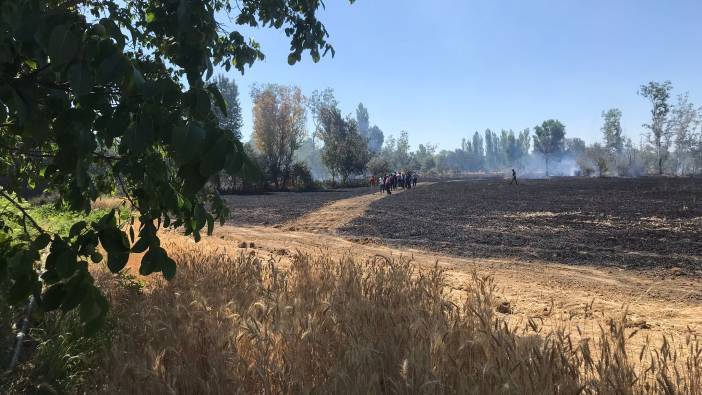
left=412, top=173, right=417, bottom=188
left=385, top=175, right=392, bottom=194
left=510, top=169, right=518, bottom=185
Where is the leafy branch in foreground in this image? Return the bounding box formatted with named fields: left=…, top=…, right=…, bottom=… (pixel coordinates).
left=0, top=0, right=350, bottom=333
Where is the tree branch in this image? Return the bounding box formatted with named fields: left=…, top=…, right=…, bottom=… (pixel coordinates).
left=115, top=172, right=138, bottom=212
left=0, top=187, right=47, bottom=235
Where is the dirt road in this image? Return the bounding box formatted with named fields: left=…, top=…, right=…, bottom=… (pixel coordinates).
left=161, top=184, right=700, bottom=350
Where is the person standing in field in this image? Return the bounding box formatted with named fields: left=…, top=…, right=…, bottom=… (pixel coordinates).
left=370, top=175, right=376, bottom=193
left=412, top=173, right=417, bottom=188
left=510, top=169, right=518, bottom=185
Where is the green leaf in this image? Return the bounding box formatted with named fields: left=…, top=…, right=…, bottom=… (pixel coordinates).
left=146, top=11, right=156, bottom=23
left=173, top=123, right=205, bottom=165
left=7, top=276, right=33, bottom=305
left=207, top=84, right=227, bottom=116
left=56, top=248, right=78, bottom=278
left=199, top=137, right=230, bottom=177
left=97, top=53, right=130, bottom=84
left=194, top=204, right=206, bottom=230
left=131, top=236, right=149, bottom=253
left=224, top=149, right=245, bottom=175
left=41, top=282, right=66, bottom=311
left=69, top=221, right=87, bottom=238
left=127, top=67, right=146, bottom=93
left=99, top=227, right=129, bottom=253
left=99, top=18, right=125, bottom=47
left=49, top=24, right=80, bottom=66
left=90, top=251, right=103, bottom=263
left=31, top=233, right=51, bottom=250
left=68, top=63, right=93, bottom=96
left=81, top=288, right=110, bottom=336
left=80, top=287, right=108, bottom=335
left=107, top=251, right=129, bottom=273
left=206, top=214, right=214, bottom=236
left=139, top=246, right=165, bottom=276
left=61, top=272, right=89, bottom=311
left=192, top=89, right=211, bottom=118
left=162, top=256, right=176, bottom=280
left=0, top=100, right=7, bottom=124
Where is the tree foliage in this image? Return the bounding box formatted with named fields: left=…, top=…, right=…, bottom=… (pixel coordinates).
left=639, top=81, right=673, bottom=175
left=214, top=75, right=243, bottom=140
left=366, top=156, right=390, bottom=176
left=533, top=119, right=566, bottom=176
left=319, top=108, right=369, bottom=183
left=307, top=87, right=338, bottom=145
left=668, top=93, right=699, bottom=174
left=251, top=84, right=307, bottom=188
left=367, top=125, right=384, bottom=154
left=0, top=0, right=346, bottom=331
left=355, top=102, right=369, bottom=139
left=601, top=109, right=623, bottom=154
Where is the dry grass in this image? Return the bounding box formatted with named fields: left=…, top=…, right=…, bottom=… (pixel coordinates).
left=86, top=243, right=700, bottom=394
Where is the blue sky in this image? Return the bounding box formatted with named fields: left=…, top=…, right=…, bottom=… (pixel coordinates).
left=225, top=0, right=702, bottom=150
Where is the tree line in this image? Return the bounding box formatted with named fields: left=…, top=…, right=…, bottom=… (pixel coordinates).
left=212, top=77, right=702, bottom=193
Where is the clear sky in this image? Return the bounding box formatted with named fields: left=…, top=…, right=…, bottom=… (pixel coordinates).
left=226, top=0, right=702, bottom=151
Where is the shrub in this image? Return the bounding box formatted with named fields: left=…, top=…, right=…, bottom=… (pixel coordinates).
left=289, top=162, right=314, bottom=190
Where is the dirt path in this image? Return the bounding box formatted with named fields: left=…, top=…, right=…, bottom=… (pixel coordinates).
left=162, top=186, right=701, bottom=349
left=281, top=183, right=432, bottom=233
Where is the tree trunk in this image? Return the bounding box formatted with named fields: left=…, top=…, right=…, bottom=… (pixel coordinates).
left=545, top=156, right=549, bottom=177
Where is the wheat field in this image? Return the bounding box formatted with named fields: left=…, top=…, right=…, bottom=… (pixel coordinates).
left=80, top=240, right=701, bottom=394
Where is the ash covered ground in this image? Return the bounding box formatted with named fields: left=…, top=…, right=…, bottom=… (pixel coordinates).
left=339, top=177, right=702, bottom=272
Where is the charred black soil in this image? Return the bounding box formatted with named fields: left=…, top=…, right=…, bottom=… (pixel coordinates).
left=340, top=177, right=702, bottom=273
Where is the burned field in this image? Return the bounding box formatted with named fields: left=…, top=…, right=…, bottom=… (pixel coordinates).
left=222, top=187, right=371, bottom=226
left=340, top=177, right=702, bottom=272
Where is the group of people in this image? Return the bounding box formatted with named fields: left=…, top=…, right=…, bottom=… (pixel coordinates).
left=369, top=172, right=418, bottom=195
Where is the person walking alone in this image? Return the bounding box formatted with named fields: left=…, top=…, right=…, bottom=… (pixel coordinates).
left=510, top=169, right=518, bottom=185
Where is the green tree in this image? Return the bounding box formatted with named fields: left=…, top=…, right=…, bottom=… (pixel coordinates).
left=367, top=125, right=384, bottom=154
left=307, top=88, right=338, bottom=145
left=0, top=0, right=347, bottom=331
left=319, top=108, right=369, bottom=184
left=472, top=131, right=485, bottom=169
left=518, top=128, right=531, bottom=158
left=668, top=93, right=699, bottom=174
left=395, top=131, right=411, bottom=169
left=565, top=138, right=587, bottom=156
left=484, top=129, right=501, bottom=170
left=214, top=76, right=243, bottom=140
left=601, top=108, right=623, bottom=154
left=367, top=156, right=390, bottom=176
left=533, top=120, right=566, bottom=176
left=414, top=143, right=437, bottom=172
left=639, top=81, right=673, bottom=174
left=356, top=103, right=370, bottom=139
left=251, top=84, right=307, bottom=188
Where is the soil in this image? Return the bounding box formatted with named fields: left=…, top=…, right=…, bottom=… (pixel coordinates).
left=221, top=187, right=372, bottom=226
left=339, top=177, right=702, bottom=273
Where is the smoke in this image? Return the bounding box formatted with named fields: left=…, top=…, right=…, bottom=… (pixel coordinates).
left=516, top=153, right=583, bottom=179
